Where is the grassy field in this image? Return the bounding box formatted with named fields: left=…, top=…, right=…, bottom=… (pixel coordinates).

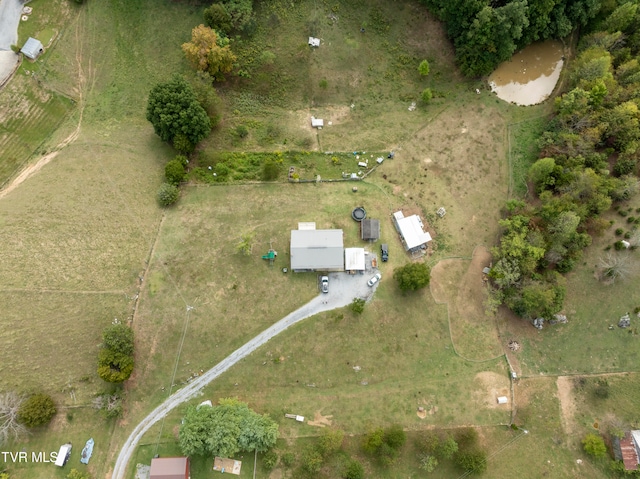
left=0, top=1, right=201, bottom=477
left=430, top=246, right=503, bottom=361
left=0, top=0, right=635, bottom=478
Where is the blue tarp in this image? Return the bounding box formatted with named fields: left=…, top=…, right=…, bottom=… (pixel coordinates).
left=80, top=438, right=94, bottom=465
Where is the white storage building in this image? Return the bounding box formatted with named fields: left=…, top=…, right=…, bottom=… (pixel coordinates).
left=392, top=211, right=432, bottom=251
left=290, top=228, right=344, bottom=272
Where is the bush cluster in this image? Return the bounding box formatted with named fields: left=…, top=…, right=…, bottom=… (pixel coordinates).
left=362, top=425, right=406, bottom=466
left=17, top=393, right=56, bottom=428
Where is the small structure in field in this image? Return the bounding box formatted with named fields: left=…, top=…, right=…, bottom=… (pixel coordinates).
left=361, top=218, right=380, bottom=241
left=20, top=37, right=44, bottom=60
left=213, top=457, right=242, bottom=475
left=311, top=116, right=324, bottom=128
left=497, top=396, right=508, bottom=405
left=613, top=431, right=640, bottom=471
left=392, top=210, right=432, bottom=252
left=436, top=207, right=446, bottom=218
left=285, top=413, right=305, bottom=422
left=344, top=248, right=365, bottom=273
left=150, top=457, right=190, bottom=479
left=352, top=207, right=366, bottom=222
left=54, top=444, right=72, bottom=467
left=308, top=37, right=320, bottom=47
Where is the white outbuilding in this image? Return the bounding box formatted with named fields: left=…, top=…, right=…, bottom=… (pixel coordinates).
left=311, top=116, right=324, bottom=128
left=20, top=37, right=44, bottom=60
left=344, top=248, right=365, bottom=273
left=392, top=211, right=432, bottom=252
left=308, top=37, right=320, bottom=47
left=497, top=396, right=508, bottom=405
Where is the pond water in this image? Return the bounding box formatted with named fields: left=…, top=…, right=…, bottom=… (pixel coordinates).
left=488, top=40, right=565, bottom=106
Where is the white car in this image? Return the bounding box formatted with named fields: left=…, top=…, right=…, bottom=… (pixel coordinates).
left=367, top=272, right=381, bottom=287
left=321, top=276, right=329, bottom=293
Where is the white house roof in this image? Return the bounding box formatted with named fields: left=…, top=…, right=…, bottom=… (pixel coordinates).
left=21, top=37, right=43, bottom=60
left=344, top=248, right=365, bottom=271
left=290, top=229, right=344, bottom=270
left=395, top=213, right=432, bottom=250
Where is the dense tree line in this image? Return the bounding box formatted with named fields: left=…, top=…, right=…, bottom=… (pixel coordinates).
left=420, top=0, right=601, bottom=76
left=490, top=3, right=640, bottom=321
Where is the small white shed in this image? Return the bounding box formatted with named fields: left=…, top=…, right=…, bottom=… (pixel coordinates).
left=311, top=116, right=324, bottom=128
left=497, top=396, right=508, bottom=405
left=308, top=37, right=320, bottom=47
left=20, top=37, right=44, bottom=60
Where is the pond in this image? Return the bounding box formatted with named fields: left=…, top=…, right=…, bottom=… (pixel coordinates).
left=488, top=40, right=565, bottom=106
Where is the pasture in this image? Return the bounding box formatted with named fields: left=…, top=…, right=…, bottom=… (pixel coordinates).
left=0, top=0, right=635, bottom=478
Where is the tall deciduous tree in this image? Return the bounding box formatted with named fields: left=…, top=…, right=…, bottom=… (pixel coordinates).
left=393, top=263, right=431, bottom=291
left=146, top=75, right=211, bottom=147
left=204, top=4, right=232, bottom=34
left=17, top=393, right=56, bottom=428
left=97, top=349, right=134, bottom=383
left=182, top=25, right=236, bottom=81
left=102, top=323, right=134, bottom=356
left=179, top=398, right=278, bottom=458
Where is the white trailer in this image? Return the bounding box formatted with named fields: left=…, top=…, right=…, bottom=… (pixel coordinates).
left=54, top=443, right=72, bottom=467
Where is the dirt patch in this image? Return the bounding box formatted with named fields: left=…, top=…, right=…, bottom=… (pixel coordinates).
left=269, top=469, right=283, bottom=479
left=307, top=410, right=333, bottom=428
left=556, top=376, right=577, bottom=436
left=474, top=371, right=510, bottom=409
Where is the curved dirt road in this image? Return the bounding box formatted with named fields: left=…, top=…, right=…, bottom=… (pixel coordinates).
left=111, top=272, right=378, bottom=479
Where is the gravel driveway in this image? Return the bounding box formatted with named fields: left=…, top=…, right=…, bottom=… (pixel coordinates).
left=111, top=267, right=381, bottom=479
left=0, top=0, right=22, bottom=86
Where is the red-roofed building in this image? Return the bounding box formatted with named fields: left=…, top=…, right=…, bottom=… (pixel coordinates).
left=617, top=431, right=640, bottom=471
left=149, top=457, right=190, bottom=479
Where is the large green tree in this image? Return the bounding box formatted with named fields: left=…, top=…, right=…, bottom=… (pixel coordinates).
left=456, top=1, right=529, bottom=76
left=97, top=349, right=134, bottom=383
left=102, top=323, right=134, bottom=356
left=179, top=398, right=277, bottom=458
left=17, top=393, right=56, bottom=428
left=393, top=263, right=431, bottom=291
left=146, top=75, right=211, bottom=147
